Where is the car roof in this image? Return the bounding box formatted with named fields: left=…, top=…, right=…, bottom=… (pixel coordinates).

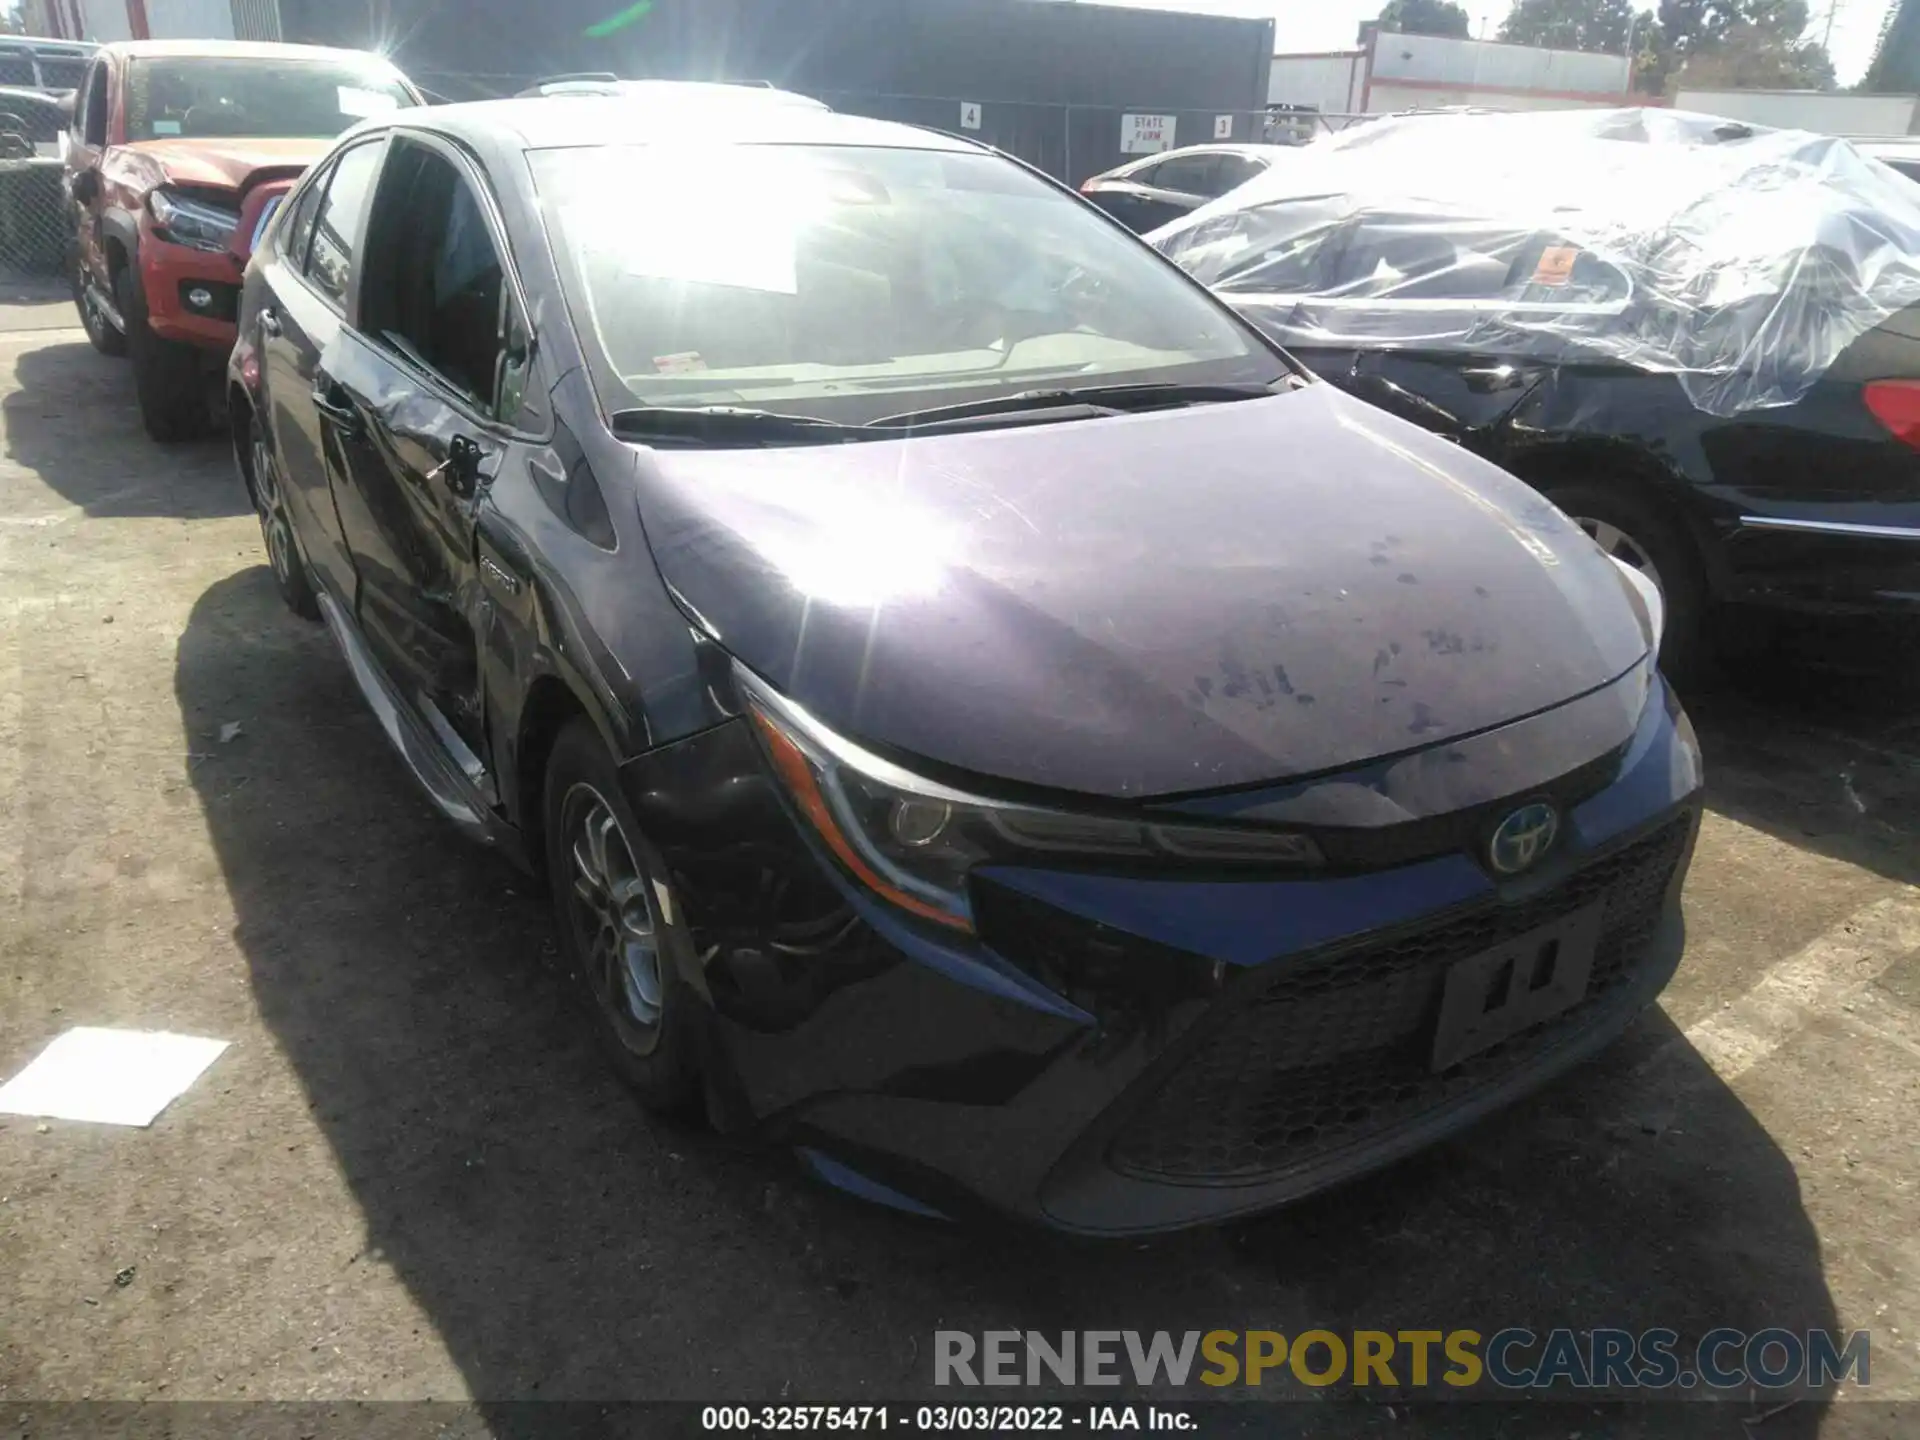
left=517, top=77, right=826, bottom=109
left=1145, top=144, right=1290, bottom=157
left=105, top=39, right=399, bottom=66
left=400, top=94, right=980, bottom=155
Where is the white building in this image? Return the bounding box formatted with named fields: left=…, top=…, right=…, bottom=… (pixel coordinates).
left=1271, top=29, right=1633, bottom=127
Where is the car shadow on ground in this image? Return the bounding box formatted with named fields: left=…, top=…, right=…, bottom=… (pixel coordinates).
left=1, top=338, right=241, bottom=519
left=179, top=568, right=1839, bottom=1435
left=1683, top=621, right=1920, bottom=889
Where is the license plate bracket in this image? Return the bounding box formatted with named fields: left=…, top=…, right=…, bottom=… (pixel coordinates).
left=1429, top=902, right=1604, bottom=1072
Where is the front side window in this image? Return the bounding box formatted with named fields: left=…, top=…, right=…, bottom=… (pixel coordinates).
left=360, top=141, right=519, bottom=414
left=533, top=142, right=1281, bottom=425
left=123, top=57, right=413, bottom=142
left=305, top=140, right=384, bottom=309
left=80, top=60, right=108, bottom=146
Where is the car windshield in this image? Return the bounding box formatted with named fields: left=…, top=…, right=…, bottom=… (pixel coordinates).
left=125, top=57, right=413, bottom=141
left=531, top=142, right=1285, bottom=424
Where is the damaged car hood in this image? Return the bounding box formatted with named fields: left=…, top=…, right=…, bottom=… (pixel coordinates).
left=631, top=383, right=1649, bottom=799
left=118, top=135, right=325, bottom=191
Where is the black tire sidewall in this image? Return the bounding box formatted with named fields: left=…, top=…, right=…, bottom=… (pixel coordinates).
left=542, top=718, right=701, bottom=1114
left=1544, top=480, right=1705, bottom=679
left=120, top=263, right=211, bottom=441
left=248, top=409, right=319, bottom=620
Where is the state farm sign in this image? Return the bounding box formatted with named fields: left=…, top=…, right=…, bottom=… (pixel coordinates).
left=1121, top=113, right=1176, bottom=155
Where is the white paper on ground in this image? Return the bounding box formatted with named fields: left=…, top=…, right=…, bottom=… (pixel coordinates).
left=0, top=1028, right=229, bottom=1127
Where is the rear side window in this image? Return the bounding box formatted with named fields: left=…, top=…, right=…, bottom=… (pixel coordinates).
left=360, top=140, right=520, bottom=415
left=1212, top=154, right=1266, bottom=194
left=304, top=139, right=385, bottom=309
left=1151, top=155, right=1223, bottom=196
left=0, top=50, right=33, bottom=88
left=276, top=159, right=331, bottom=271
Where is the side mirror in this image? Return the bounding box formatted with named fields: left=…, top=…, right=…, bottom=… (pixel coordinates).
left=70, top=168, right=99, bottom=206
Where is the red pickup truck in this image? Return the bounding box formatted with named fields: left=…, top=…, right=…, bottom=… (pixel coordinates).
left=65, top=40, right=421, bottom=439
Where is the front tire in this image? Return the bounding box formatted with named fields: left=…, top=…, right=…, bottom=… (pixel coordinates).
left=119, top=265, right=212, bottom=442
left=1545, top=480, right=1706, bottom=681
left=248, top=411, right=319, bottom=621
left=543, top=718, right=701, bottom=1114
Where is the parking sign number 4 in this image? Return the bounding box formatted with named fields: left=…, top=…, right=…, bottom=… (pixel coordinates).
left=961, top=102, right=981, bottom=131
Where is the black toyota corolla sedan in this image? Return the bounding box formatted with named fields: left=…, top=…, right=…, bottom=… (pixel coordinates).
left=227, top=97, right=1702, bottom=1233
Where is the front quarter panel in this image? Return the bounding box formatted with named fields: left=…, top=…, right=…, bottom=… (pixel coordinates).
left=480, top=370, right=720, bottom=829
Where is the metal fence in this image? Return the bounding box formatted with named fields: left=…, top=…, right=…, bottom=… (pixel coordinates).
left=0, top=88, right=70, bottom=281
left=413, top=70, right=1307, bottom=184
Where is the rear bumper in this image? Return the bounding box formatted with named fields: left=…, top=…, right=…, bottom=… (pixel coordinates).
left=625, top=674, right=1703, bottom=1232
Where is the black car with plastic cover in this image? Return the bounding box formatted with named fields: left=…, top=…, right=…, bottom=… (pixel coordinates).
left=1154, top=108, right=1920, bottom=674
left=228, top=97, right=1701, bottom=1232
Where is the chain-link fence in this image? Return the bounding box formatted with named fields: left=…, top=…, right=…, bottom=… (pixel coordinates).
left=0, top=88, right=72, bottom=283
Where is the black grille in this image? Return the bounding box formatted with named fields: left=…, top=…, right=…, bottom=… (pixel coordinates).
left=1106, top=816, right=1691, bottom=1185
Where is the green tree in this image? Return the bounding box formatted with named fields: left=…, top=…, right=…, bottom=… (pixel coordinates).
left=1638, top=0, right=1836, bottom=94
left=1374, top=0, right=1474, bottom=40
left=1499, top=0, right=1647, bottom=53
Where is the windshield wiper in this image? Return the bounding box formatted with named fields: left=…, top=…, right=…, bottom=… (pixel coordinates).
left=869, top=380, right=1289, bottom=430
left=609, top=406, right=865, bottom=446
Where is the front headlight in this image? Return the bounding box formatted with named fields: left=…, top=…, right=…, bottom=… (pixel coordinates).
left=737, top=663, right=1322, bottom=934
left=149, top=187, right=240, bottom=253
left=1609, top=555, right=1666, bottom=655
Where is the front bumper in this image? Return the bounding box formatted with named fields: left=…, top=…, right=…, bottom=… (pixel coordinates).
left=623, top=673, right=1704, bottom=1233
left=138, top=224, right=242, bottom=352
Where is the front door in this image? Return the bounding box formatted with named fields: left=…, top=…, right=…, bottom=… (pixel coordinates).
left=67, top=56, right=109, bottom=283
left=319, top=134, right=529, bottom=763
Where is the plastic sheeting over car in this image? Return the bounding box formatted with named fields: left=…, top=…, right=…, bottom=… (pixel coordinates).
left=1151, top=107, right=1920, bottom=415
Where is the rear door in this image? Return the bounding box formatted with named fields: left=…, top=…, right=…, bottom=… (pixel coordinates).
left=318, top=132, right=538, bottom=763
left=255, top=136, right=387, bottom=608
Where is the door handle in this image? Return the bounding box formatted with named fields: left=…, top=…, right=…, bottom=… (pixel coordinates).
left=310, top=377, right=361, bottom=436
left=258, top=308, right=280, bottom=338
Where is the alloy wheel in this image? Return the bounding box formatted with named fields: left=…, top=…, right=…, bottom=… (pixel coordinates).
left=1571, top=514, right=1664, bottom=599
left=562, top=783, right=666, bottom=1050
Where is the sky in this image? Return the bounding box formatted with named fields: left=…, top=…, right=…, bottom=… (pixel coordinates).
left=1083, top=0, right=1897, bottom=87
